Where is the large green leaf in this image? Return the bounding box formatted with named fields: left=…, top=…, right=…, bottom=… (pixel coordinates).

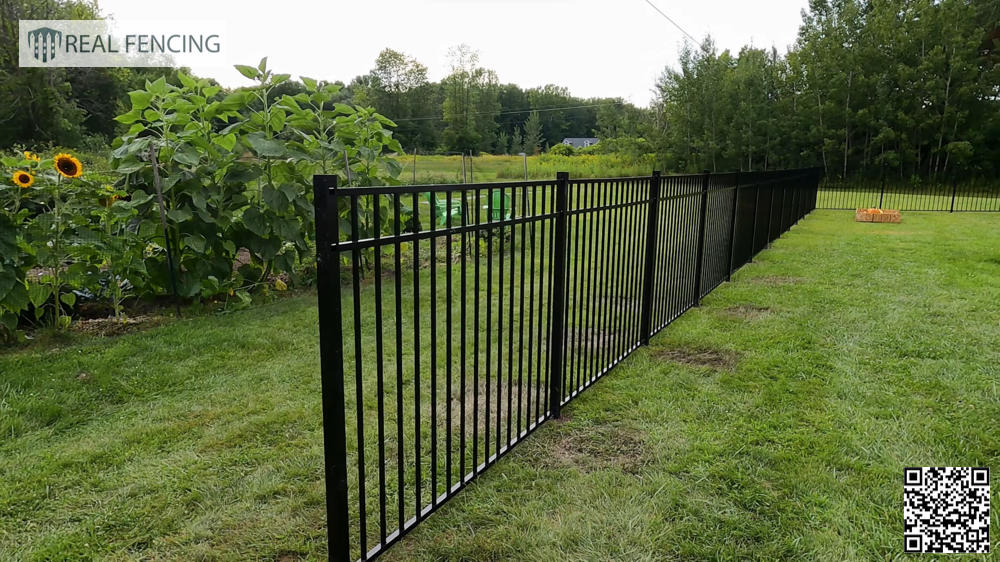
left=191, top=189, right=207, bottom=211
left=172, top=144, right=200, bottom=166
left=273, top=217, right=300, bottom=241
left=147, top=76, right=168, bottom=95
left=114, top=109, right=142, bottom=124
left=28, top=283, right=51, bottom=308
left=177, top=71, right=196, bottom=88
left=166, top=208, right=193, bottom=223
left=245, top=132, right=286, bottom=158
left=0, top=311, right=16, bottom=334
left=3, top=282, right=28, bottom=312
left=213, top=132, right=237, bottom=152
left=184, top=234, right=207, bottom=253
left=0, top=215, right=17, bottom=256
left=242, top=207, right=269, bottom=237
left=219, top=120, right=246, bottom=135
left=235, top=64, right=259, bottom=80
left=0, top=268, right=16, bottom=301
left=262, top=185, right=288, bottom=212
left=129, top=90, right=153, bottom=110
left=279, top=183, right=300, bottom=203
left=269, top=109, right=286, bottom=133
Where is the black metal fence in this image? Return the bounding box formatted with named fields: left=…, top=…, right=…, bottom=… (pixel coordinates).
left=817, top=178, right=1000, bottom=212
left=313, top=167, right=822, bottom=561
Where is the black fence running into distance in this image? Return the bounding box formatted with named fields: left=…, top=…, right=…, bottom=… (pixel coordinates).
left=817, top=178, right=1000, bottom=212
left=312, top=167, right=823, bottom=561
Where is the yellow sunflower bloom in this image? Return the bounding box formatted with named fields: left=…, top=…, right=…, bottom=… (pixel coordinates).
left=12, top=171, right=34, bottom=188
left=53, top=153, right=83, bottom=179
left=23, top=151, right=41, bottom=162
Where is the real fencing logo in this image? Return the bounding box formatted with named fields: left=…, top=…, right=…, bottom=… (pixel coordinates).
left=26, top=27, right=62, bottom=63
left=19, top=20, right=228, bottom=68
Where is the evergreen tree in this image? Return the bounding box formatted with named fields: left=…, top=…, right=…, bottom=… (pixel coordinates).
left=497, top=130, right=510, bottom=154
left=523, top=110, right=543, bottom=155
left=511, top=127, right=524, bottom=155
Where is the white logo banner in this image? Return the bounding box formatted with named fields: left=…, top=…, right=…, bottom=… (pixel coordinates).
left=19, top=20, right=229, bottom=68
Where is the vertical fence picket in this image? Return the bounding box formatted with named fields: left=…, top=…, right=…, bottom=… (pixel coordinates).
left=726, top=171, right=740, bottom=281
left=640, top=172, right=661, bottom=345
left=692, top=171, right=711, bottom=306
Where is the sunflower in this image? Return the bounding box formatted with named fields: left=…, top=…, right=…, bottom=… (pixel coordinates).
left=53, top=153, right=83, bottom=179
left=12, top=171, right=34, bottom=188
left=23, top=151, right=41, bottom=162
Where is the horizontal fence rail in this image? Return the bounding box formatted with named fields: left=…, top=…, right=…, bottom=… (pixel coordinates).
left=817, top=179, right=1000, bottom=212
left=313, top=167, right=822, bottom=561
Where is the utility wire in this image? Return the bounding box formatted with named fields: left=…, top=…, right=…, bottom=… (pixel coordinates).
left=391, top=101, right=624, bottom=123
left=643, top=0, right=701, bottom=45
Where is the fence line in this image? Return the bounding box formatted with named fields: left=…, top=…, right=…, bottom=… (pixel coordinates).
left=313, top=167, right=822, bottom=561
left=816, top=179, right=1000, bottom=212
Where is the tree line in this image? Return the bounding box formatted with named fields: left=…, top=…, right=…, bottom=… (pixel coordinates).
left=349, top=44, right=648, bottom=155
left=652, top=0, right=1000, bottom=180
left=3, top=0, right=998, bottom=181
left=0, top=0, right=648, bottom=156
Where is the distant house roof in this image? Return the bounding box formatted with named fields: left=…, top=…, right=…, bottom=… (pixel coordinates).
left=561, top=137, right=600, bottom=149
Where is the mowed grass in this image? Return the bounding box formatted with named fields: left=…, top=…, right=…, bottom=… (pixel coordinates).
left=2, top=211, right=999, bottom=560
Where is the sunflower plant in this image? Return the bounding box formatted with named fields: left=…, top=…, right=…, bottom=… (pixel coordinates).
left=22, top=153, right=100, bottom=329
left=83, top=184, right=152, bottom=322
left=0, top=150, right=96, bottom=331
left=235, top=58, right=403, bottom=275
left=0, top=151, right=45, bottom=340
left=111, top=73, right=250, bottom=299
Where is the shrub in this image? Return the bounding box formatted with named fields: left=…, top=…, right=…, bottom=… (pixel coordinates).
left=548, top=143, right=575, bottom=156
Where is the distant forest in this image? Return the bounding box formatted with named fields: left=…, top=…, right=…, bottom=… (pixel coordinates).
left=1, top=0, right=997, bottom=179
left=654, top=0, right=1000, bottom=180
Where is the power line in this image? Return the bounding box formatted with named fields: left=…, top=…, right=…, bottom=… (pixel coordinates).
left=643, top=0, right=700, bottom=45
left=391, top=101, right=624, bottom=123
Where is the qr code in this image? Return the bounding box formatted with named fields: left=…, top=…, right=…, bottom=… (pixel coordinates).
left=904, top=467, right=990, bottom=553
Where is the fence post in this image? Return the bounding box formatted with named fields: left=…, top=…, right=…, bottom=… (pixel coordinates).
left=878, top=176, right=885, bottom=209
left=950, top=179, right=957, bottom=213
left=548, top=172, right=570, bottom=419
left=726, top=170, right=740, bottom=281
left=639, top=171, right=662, bottom=345
left=790, top=178, right=798, bottom=224
left=749, top=175, right=760, bottom=260
left=692, top=170, right=711, bottom=306
left=312, top=175, right=351, bottom=562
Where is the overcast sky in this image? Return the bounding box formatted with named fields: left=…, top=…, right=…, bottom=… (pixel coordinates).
left=95, top=0, right=808, bottom=107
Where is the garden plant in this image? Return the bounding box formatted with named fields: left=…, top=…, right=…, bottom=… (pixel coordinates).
left=0, top=58, right=403, bottom=343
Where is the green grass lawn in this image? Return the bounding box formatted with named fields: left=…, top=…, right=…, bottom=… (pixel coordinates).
left=2, top=210, right=998, bottom=560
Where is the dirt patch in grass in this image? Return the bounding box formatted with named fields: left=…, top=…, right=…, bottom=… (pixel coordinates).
left=72, top=315, right=165, bottom=337
left=568, top=326, right=616, bottom=351
left=749, top=275, right=803, bottom=286
left=724, top=304, right=772, bottom=320
left=654, top=347, right=741, bottom=371
left=548, top=425, right=649, bottom=474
